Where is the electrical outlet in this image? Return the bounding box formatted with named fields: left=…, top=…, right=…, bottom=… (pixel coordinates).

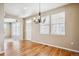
left=70, top=42, right=74, bottom=45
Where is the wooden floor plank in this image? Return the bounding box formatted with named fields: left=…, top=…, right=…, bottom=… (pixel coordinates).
left=1, top=40, right=79, bottom=56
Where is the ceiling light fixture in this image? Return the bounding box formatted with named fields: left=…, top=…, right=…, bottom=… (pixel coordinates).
left=33, top=3, right=46, bottom=24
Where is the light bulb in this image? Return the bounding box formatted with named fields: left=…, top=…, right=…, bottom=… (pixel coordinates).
left=33, top=17, right=36, bottom=20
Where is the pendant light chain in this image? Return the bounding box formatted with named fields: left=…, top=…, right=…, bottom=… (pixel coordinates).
left=38, top=3, right=41, bottom=22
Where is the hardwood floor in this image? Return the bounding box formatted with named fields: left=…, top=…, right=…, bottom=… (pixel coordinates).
left=1, top=40, right=79, bottom=56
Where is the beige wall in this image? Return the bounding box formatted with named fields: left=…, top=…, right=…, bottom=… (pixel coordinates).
left=0, top=3, right=4, bottom=51
left=31, top=4, right=79, bottom=51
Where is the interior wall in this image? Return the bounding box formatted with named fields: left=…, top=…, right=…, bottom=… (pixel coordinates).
left=0, top=3, right=4, bottom=51
left=31, top=4, right=79, bottom=51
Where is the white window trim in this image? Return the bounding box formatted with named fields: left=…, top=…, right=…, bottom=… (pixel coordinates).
left=51, top=11, right=65, bottom=35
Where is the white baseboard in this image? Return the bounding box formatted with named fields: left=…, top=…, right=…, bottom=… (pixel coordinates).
left=29, top=40, right=79, bottom=53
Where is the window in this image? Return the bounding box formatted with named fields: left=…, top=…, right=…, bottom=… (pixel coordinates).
left=26, top=20, right=32, bottom=40
left=51, top=11, right=65, bottom=35
left=12, top=22, right=21, bottom=39
left=4, top=18, right=16, bottom=22
left=40, top=16, right=50, bottom=34
left=4, top=18, right=17, bottom=38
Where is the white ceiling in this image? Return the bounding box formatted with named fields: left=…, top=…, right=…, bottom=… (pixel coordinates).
left=4, top=3, right=68, bottom=18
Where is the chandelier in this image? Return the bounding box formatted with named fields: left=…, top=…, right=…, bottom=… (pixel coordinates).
left=33, top=3, right=46, bottom=24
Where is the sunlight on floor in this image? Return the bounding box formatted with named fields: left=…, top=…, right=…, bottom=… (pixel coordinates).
left=4, top=39, right=20, bottom=56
